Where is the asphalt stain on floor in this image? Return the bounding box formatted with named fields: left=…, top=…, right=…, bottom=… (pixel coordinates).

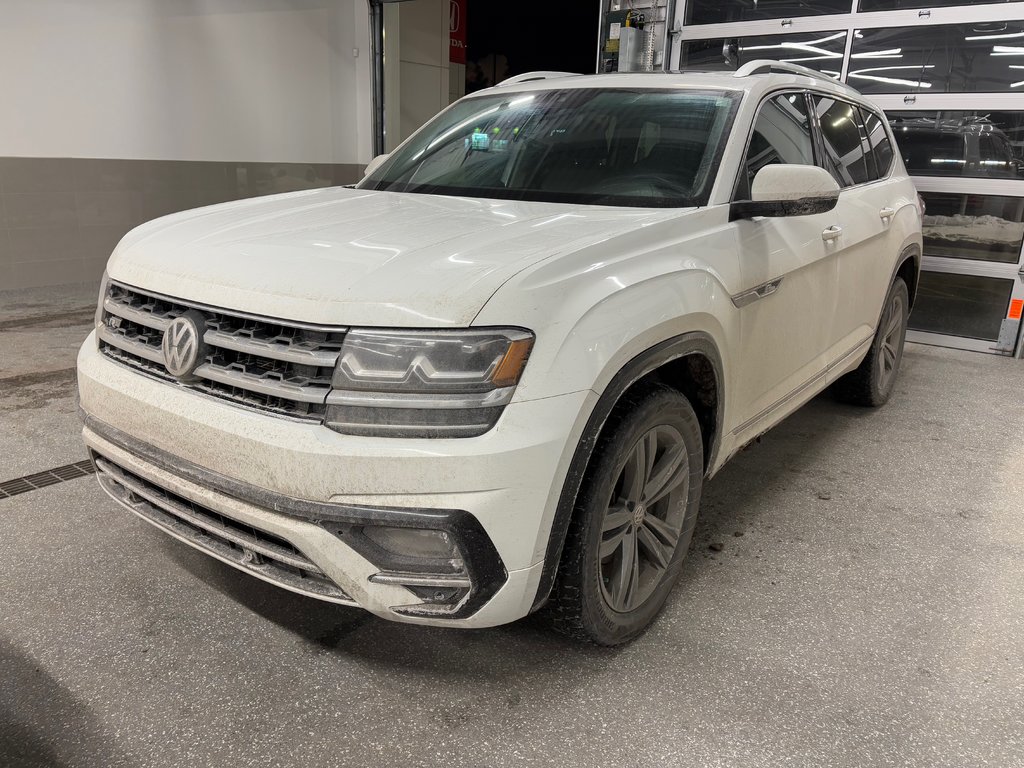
left=0, top=368, right=78, bottom=413
left=0, top=308, right=96, bottom=332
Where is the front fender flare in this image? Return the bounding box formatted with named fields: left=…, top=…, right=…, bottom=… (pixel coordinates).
left=530, top=331, right=724, bottom=612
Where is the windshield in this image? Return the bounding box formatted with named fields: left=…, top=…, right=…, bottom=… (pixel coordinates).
left=358, top=88, right=740, bottom=208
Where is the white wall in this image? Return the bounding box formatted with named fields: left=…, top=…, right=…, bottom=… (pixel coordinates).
left=383, top=0, right=460, bottom=152
left=0, top=0, right=372, bottom=164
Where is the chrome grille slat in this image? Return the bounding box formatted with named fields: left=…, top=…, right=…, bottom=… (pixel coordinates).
left=99, top=281, right=345, bottom=420
left=98, top=325, right=165, bottom=364
left=203, top=329, right=340, bottom=367
left=102, top=295, right=171, bottom=332
left=93, top=454, right=355, bottom=604
left=194, top=364, right=331, bottom=405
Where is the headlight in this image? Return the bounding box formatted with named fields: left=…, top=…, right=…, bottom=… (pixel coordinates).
left=325, top=328, right=534, bottom=438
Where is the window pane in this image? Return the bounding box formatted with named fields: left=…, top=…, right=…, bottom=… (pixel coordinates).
left=921, top=193, right=1024, bottom=265
left=887, top=111, right=1024, bottom=178
left=737, top=93, right=815, bottom=199
left=360, top=89, right=740, bottom=208
left=862, top=110, right=894, bottom=177
left=815, top=97, right=872, bottom=186
left=680, top=32, right=846, bottom=79
left=909, top=272, right=1014, bottom=341
left=860, top=0, right=1012, bottom=10
left=686, top=0, right=849, bottom=25
left=850, top=23, right=1024, bottom=94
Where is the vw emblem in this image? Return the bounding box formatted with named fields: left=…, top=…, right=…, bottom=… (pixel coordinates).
left=162, top=310, right=207, bottom=381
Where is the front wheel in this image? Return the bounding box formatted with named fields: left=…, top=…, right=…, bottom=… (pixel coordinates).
left=834, top=276, right=910, bottom=407
left=546, top=386, right=704, bottom=646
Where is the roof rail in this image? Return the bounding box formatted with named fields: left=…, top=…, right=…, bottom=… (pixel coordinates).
left=497, top=71, right=578, bottom=87
left=733, top=59, right=854, bottom=90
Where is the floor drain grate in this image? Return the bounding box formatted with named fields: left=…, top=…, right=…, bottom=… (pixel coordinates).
left=0, top=459, right=97, bottom=499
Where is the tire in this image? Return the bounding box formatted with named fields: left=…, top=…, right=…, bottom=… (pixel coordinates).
left=833, top=276, right=910, bottom=407
left=545, top=386, right=704, bottom=646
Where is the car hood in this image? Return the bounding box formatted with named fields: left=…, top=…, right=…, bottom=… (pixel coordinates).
left=107, top=187, right=686, bottom=327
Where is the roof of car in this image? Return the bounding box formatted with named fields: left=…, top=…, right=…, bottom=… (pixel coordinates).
left=474, top=62, right=867, bottom=105
left=890, top=116, right=1004, bottom=137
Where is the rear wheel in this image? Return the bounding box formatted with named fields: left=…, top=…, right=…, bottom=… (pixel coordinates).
left=546, top=387, right=704, bottom=646
left=834, top=277, right=909, bottom=407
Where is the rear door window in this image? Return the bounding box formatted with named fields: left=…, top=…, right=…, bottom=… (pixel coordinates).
left=862, top=108, right=895, bottom=179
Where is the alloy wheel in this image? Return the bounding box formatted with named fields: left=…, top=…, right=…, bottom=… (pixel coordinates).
left=598, top=425, right=690, bottom=613
left=878, top=291, right=906, bottom=393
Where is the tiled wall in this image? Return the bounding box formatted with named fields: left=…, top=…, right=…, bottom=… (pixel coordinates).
left=0, top=158, right=363, bottom=291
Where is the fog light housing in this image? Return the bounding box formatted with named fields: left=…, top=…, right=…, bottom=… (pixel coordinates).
left=361, top=526, right=466, bottom=573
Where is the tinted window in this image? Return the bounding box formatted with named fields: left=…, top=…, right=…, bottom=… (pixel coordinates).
left=919, top=193, right=1024, bottom=265
left=736, top=93, right=815, bottom=199
left=360, top=89, right=739, bottom=208
left=681, top=32, right=846, bottom=79
left=815, top=97, right=872, bottom=187
left=686, top=0, right=849, bottom=25
left=862, top=109, right=895, bottom=179
left=887, top=111, right=1024, bottom=178
left=860, top=0, right=1011, bottom=9
left=909, top=272, right=1015, bottom=342
left=850, top=23, right=1024, bottom=94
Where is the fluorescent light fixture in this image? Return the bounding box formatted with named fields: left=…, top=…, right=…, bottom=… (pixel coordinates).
left=849, top=64, right=935, bottom=73
left=742, top=43, right=843, bottom=58
left=779, top=55, right=841, bottom=63
left=847, top=64, right=935, bottom=87
left=851, top=48, right=903, bottom=59
left=848, top=72, right=933, bottom=88
left=741, top=33, right=846, bottom=59
left=966, top=31, right=1024, bottom=41
left=991, top=46, right=1024, bottom=56
left=804, top=32, right=847, bottom=45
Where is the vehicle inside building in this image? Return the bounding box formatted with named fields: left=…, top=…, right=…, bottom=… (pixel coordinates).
left=1, top=2, right=1021, bottom=766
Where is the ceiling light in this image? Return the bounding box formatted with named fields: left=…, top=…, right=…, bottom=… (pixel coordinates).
left=967, top=31, right=1024, bottom=41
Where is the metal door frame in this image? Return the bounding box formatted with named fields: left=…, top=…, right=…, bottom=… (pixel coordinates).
left=896, top=174, right=1024, bottom=354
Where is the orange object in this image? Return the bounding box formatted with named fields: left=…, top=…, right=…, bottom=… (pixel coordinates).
left=1010, top=298, right=1024, bottom=321
left=492, top=339, right=534, bottom=387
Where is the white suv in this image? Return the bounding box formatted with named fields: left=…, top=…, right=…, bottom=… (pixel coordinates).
left=78, top=61, right=922, bottom=645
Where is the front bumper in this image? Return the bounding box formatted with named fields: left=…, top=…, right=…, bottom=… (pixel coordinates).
left=78, top=333, right=593, bottom=628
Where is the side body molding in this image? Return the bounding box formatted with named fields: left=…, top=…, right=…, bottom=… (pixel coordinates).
left=530, top=331, right=725, bottom=612
left=731, top=276, right=785, bottom=308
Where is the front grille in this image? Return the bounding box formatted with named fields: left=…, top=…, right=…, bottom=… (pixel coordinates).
left=93, top=453, right=355, bottom=604
left=98, top=281, right=346, bottom=420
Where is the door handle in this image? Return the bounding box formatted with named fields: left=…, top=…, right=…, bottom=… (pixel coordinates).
left=822, top=225, right=843, bottom=242
left=879, top=207, right=895, bottom=221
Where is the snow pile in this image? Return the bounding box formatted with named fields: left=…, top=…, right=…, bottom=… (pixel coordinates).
left=923, top=214, right=1024, bottom=245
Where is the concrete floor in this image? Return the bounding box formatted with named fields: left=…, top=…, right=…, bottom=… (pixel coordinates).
left=1, top=283, right=1022, bottom=768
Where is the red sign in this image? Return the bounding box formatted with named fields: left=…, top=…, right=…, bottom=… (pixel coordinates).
left=450, top=0, right=466, bottom=64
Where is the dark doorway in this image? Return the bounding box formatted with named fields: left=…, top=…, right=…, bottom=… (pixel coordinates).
left=466, top=2, right=600, bottom=93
